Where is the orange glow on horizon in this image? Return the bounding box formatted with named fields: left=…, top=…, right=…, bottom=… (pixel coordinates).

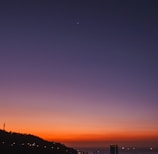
left=1, top=120, right=158, bottom=148
left=3, top=119, right=158, bottom=143
left=32, top=130, right=158, bottom=143
left=2, top=102, right=158, bottom=148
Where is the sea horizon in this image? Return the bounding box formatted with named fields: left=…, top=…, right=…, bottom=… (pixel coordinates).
left=76, top=147, right=158, bottom=154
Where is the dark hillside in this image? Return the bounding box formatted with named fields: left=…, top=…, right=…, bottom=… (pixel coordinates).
left=0, top=130, right=77, bottom=154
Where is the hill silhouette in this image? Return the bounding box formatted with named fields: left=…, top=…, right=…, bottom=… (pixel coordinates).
left=0, top=129, right=77, bottom=154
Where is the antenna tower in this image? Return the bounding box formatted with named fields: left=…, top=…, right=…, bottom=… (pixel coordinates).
left=3, top=122, right=5, bottom=131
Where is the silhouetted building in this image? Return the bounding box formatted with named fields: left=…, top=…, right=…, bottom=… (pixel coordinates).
left=110, top=145, right=118, bottom=154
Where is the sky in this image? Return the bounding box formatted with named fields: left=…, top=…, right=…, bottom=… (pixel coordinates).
left=0, top=0, right=158, bottom=148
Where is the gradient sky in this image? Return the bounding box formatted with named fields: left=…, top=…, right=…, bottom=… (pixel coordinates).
left=0, top=0, right=158, bottom=148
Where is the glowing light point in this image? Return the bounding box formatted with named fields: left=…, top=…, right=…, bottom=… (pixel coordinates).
left=121, top=147, right=125, bottom=150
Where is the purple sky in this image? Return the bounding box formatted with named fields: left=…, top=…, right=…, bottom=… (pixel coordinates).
left=0, top=0, right=158, bottom=148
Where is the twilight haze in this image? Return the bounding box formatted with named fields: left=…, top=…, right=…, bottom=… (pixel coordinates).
left=0, top=0, right=158, bottom=148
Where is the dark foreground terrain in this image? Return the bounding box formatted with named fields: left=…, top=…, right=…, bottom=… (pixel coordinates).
left=0, top=129, right=77, bottom=154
